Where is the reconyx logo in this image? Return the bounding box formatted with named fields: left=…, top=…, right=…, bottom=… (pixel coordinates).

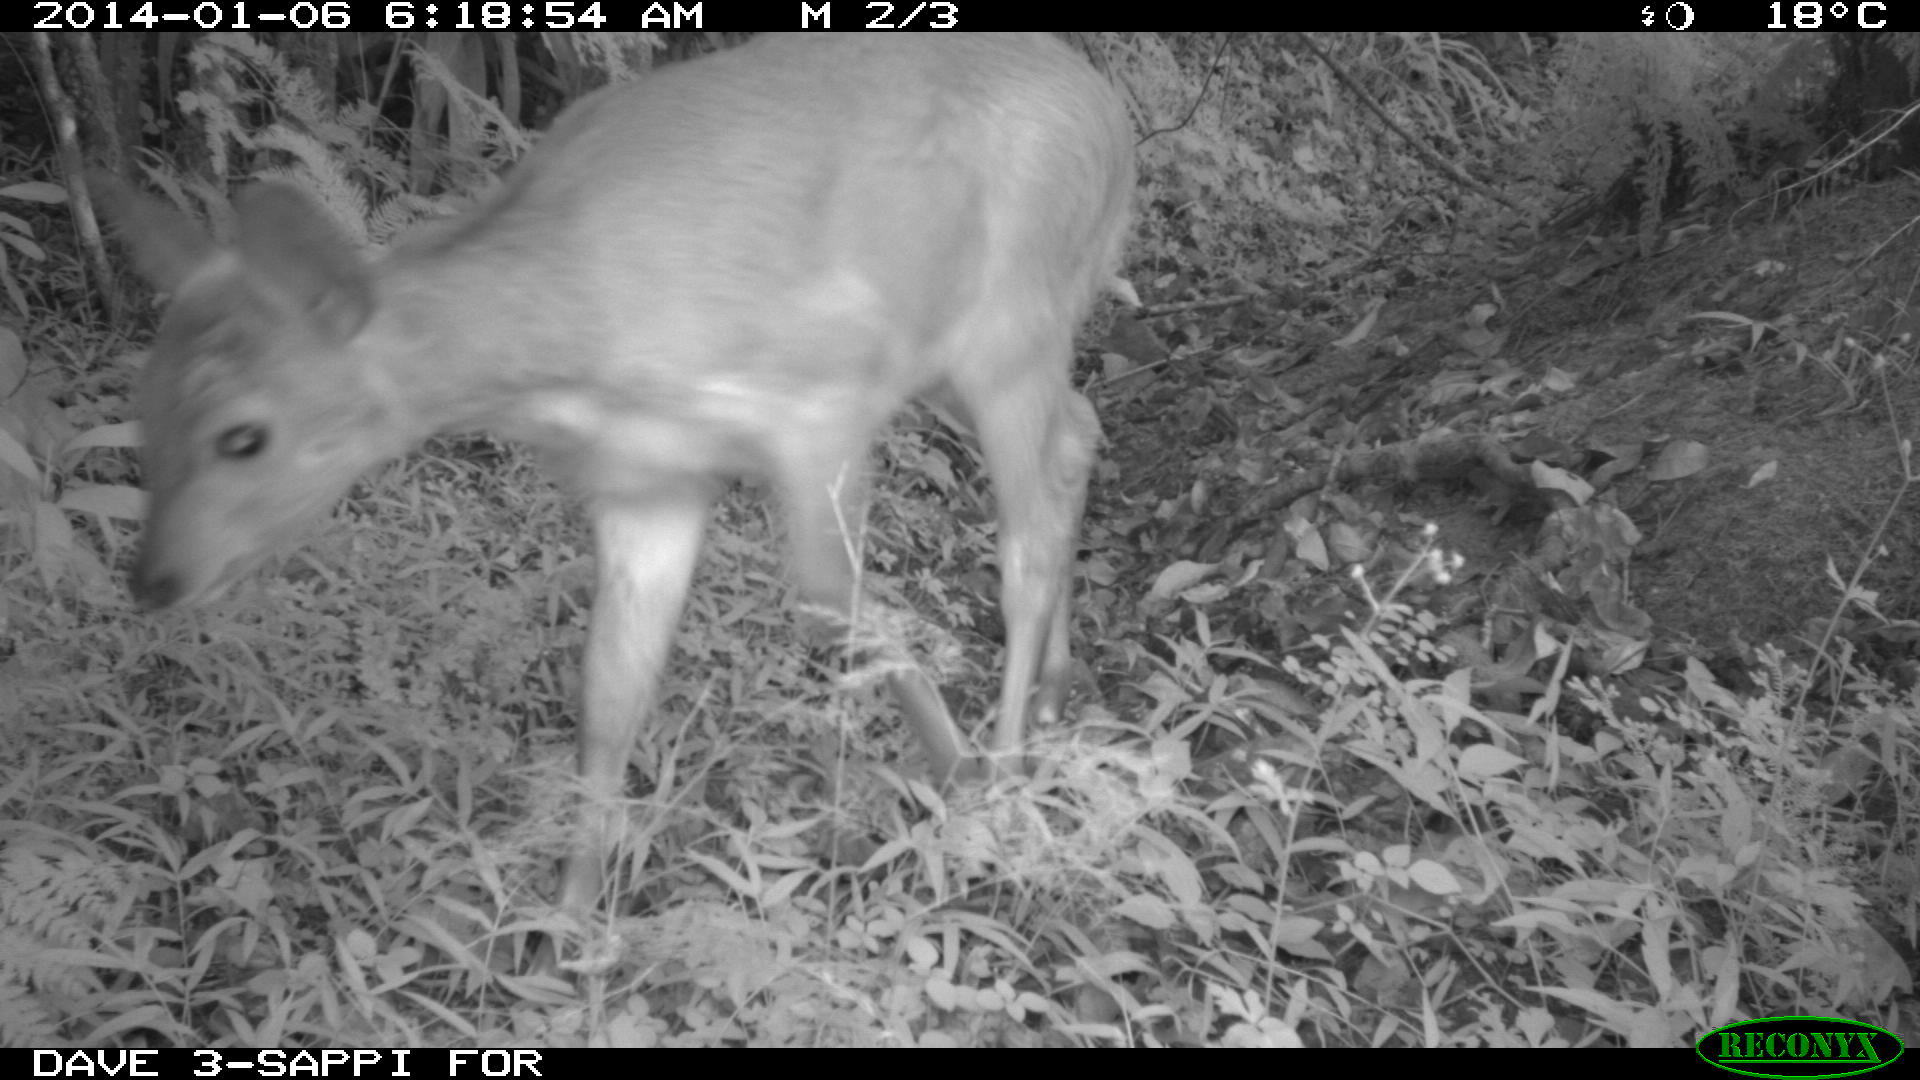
left=1697, top=1017, right=1903, bottom=1078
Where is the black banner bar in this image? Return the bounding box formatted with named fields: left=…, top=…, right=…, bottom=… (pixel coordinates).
left=24, top=1050, right=556, bottom=1080
left=23, top=1, right=1063, bottom=34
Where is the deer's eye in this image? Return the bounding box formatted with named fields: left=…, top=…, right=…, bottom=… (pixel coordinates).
left=214, top=423, right=269, bottom=460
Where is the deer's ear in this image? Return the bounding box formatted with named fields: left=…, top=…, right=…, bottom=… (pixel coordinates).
left=234, top=182, right=374, bottom=344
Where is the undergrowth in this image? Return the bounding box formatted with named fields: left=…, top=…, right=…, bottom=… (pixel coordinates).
left=6, top=455, right=1914, bottom=1045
